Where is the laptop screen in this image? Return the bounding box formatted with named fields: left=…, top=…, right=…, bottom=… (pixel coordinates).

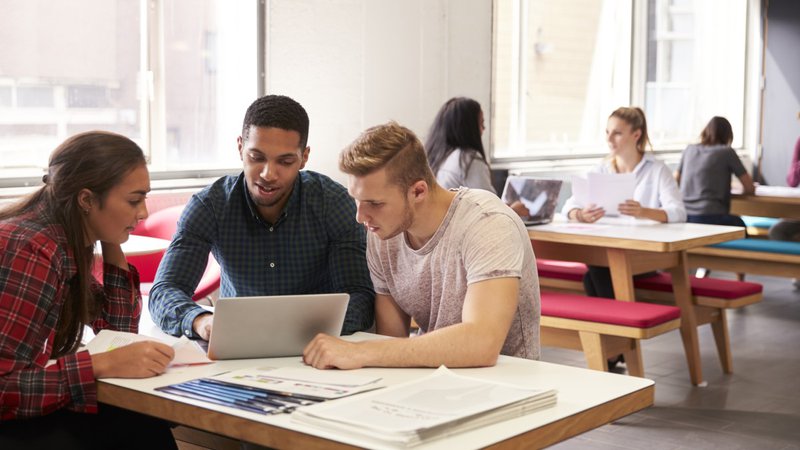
left=501, top=177, right=563, bottom=225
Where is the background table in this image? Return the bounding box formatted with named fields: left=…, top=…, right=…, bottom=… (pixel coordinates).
left=528, top=217, right=744, bottom=385
left=731, top=187, right=800, bottom=220
left=93, top=234, right=171, bottom=257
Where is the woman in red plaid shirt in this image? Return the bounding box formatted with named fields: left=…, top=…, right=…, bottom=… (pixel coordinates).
left=0, top=132, right=177, bottom=449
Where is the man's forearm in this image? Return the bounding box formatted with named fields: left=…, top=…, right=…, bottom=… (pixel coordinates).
left=355, top=322, right=504, bottom=368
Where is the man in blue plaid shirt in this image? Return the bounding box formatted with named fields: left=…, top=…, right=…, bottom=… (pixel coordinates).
left=149, top=95, right=375, bottom=340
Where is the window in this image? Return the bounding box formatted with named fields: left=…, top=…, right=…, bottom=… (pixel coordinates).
left=492, top=0, right=748, bottom=160
left=0, top=0, right=259, bottom=180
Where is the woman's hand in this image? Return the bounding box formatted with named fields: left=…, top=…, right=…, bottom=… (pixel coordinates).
left=618, top=199, right=643, bottom=217
left=91, top=340, right=175, bottom=379
left=618, top=200, right=669, bottom=222
left=572, top=205, right=605, bottom=223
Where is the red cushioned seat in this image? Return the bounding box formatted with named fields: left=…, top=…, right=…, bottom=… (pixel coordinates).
left=633, top=272, right=762, bottom=299
left=541, top=291, right=681, bottom=328
left=536, top=259, right=588, bottom=281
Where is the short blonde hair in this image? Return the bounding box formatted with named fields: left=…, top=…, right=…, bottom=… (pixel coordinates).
left=340, top=121, right=436, bottom=189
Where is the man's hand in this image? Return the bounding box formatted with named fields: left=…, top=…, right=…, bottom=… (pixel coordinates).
left=193, top=313, right=214, bottom=341
left=91, top=341, right=175, bottom=379
left=303, top=333, right=365, bottom=370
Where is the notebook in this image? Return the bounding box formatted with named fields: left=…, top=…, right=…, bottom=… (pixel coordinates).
left=205, top=293, right=350, bottom=360
left=501, top=177, right=563, bottom=225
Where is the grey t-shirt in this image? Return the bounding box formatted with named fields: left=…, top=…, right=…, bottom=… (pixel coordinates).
left=678, top=144, right=747, bottom=216
left=435, top=149, right=496, bottom=194
left=366, top=188, right=540, bottom=360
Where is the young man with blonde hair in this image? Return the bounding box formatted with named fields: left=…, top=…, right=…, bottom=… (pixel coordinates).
left=303, top=122, right=540, bottom=369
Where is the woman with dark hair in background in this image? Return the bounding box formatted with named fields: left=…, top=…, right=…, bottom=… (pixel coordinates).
left=426, top=97, right=494, bottom=192
left=426, top=97, right=529, bottom=216
left=676, top=116, right=755, bottom=227
left=0, top=131, right=176, bottom=449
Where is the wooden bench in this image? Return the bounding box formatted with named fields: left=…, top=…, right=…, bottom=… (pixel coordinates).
left=537, top=259, right=764, bottom=373
left=541, top=291, right=681, bottom=377
left=536, top=259, right=586, bottom=293
left=688, top=239, right=800, bottom=279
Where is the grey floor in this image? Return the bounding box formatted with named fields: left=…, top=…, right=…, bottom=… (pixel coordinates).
left=546, top=273, right=800, bottom=450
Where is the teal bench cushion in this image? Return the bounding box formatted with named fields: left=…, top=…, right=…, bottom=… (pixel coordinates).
left=741, top=216, right=780, bottom=229
left=711, top=239, right=800, bottom=255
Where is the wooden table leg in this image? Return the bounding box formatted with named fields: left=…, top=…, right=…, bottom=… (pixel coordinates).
left=669, top=251, right=704, bottom=385
left=607, top=248, right=636, bottom=302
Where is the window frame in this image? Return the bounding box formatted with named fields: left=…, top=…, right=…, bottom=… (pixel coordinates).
left=0, top=0, right=265, bottom=189
left=490, top=0, right=759, bottom=168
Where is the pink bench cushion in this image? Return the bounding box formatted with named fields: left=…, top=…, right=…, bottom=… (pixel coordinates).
left=536, top=260, right=588, bottom=281
left=633, top=273, right=762, bottom=299
left=541, top=291, right=681, bottom=328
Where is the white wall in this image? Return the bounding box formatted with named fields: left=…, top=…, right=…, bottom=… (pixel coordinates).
left=265, top=0, right=492, bottom=184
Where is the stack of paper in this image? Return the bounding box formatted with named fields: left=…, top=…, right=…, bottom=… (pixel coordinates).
left=292, top=366, right=557, bottom=448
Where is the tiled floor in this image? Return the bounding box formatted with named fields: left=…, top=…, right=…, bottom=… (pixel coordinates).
left=548, top=274, right=800, bottom=450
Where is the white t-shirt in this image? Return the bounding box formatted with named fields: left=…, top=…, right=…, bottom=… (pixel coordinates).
left=366, top=188, right=540, bottom=359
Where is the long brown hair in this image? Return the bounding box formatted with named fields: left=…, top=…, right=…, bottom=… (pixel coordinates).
left=699, top=116, right=733, bottom=146
left=0, top=131, right=146, bottom=357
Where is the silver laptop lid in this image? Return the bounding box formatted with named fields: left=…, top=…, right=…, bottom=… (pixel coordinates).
left=207, top=293, right=349, bottom=360
left=501, top=177, right=563, bottom=225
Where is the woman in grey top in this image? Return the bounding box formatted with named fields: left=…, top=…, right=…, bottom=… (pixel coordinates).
left=676, top=116, right=755, bottom=227
left=426, top=97, right=494, bottom=192
left=426, top=97, right=528, bottom=217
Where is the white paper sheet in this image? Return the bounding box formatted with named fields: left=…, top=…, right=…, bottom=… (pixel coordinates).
left=85, top=329, right=212, bottom=366
left=587, top=172, right=635, bottom=216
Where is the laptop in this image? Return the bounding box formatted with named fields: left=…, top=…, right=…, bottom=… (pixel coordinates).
left=205, top=293, right=350, bottom=360
left=501, top=177, right=563, bottom=226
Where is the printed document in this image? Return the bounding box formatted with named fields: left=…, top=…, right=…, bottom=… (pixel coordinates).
left=210, top=365, right=384, bottom=400
left=85, top=329, right=211, bottom=366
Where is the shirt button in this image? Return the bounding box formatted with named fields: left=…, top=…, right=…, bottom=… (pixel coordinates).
left=185, top=329, right=191, bottom=336
left=269, top=262, right=275, bottom=268
left=269, top=227, right=274, bottom=232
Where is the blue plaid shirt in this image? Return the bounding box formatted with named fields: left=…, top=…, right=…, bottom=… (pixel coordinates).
left=149, top=171, right=375, bottom=338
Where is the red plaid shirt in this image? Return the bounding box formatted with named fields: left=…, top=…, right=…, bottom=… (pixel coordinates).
left=0, top=207, right=142, bottom=420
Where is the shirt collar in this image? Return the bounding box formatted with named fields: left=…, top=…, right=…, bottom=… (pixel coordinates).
left=241, top=172, right=303, bottom=227
left=634, top=152, right=655, bottom=175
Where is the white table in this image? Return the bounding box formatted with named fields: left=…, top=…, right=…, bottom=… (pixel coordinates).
left=528, top=217, right=744, bottom=385
left=98, top=303, right=655, bottom=449
left=94, top=234, right=171, bottom=257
